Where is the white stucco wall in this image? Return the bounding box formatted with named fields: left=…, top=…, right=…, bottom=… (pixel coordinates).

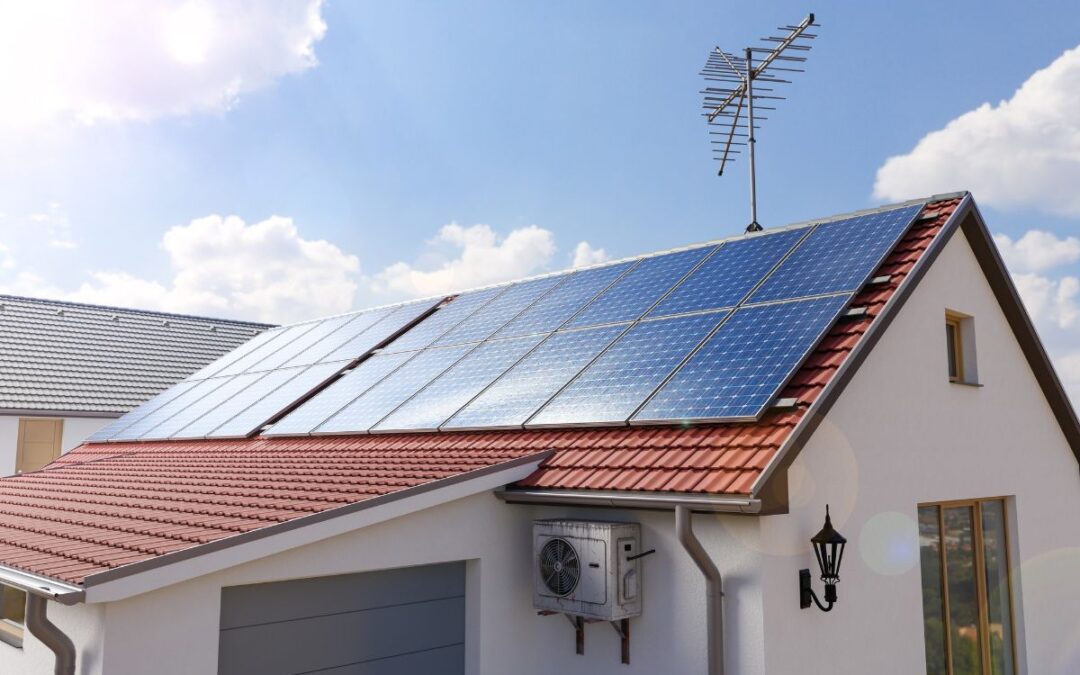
left=0, top=414, right=112, bottom=477
left=3, top=222, right=1080, bottom=675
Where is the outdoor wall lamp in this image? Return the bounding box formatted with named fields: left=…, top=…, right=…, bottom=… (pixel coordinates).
left=799, top=505, right=847, bottom=612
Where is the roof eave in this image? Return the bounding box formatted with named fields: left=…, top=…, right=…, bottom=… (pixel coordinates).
left=498, top=487, right=762, bottom=513
left=0, top=565, right=84, bottom=605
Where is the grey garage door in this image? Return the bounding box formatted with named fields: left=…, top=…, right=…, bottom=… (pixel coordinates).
left=218, top=562, right=465, bottom=675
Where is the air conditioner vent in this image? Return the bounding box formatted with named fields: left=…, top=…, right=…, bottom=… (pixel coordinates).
left=539, top=537, right=581, bottom=596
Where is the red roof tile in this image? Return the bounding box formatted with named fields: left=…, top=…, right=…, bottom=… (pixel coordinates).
left=0, top=199, right=960, bottom=586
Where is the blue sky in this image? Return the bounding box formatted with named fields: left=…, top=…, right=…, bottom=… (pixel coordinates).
left=1, top=0, right=1080, bottom=391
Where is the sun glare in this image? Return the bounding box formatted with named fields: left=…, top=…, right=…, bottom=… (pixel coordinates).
left=164, top=2, right=217, bottom=66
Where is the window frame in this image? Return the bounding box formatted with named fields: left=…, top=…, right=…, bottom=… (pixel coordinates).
left=945, top=314, right=964, bottom=383
left=918, top=497, right=1019, bottom=675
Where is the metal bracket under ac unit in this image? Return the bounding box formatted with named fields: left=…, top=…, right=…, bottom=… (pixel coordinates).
left=537, top=611, right=632, bottom=665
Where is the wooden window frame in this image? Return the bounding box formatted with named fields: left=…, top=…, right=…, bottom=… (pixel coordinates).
left=15, top=417, right=64, bottom=474
left=946, top=314, right=965, bottom=383
left=918, top=497, right=1019, bottom=675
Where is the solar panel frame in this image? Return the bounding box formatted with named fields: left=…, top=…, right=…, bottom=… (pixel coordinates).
left=88, top=379, right=202, bottom=442
left=247, top=314, right=356, bottom=373
left=432, top=275, right=566, bottom=347
left=380, top=288, right=506, bottom=354
left=170, top=367, right=305, bottom=439
left=525, top=311, right=730, bottom=428
left=373, top=334, right=545, bottom=432
left=648, top=227, right=809, bottom=318
left=748, top=204, right=922, bottom=304
left=185, top=328, right=285, bottom=381
left=138, top=371, right=267, bottom=439
left=314, top=344, right=475, bottom=434
left=276, top=307, right=396, bottom=368
left=265, top=351, right=416, bottom=436
left=203, top=361, right=350, bottom=439
left=213, top=321, right=322, bottom=377
left=494, top=261, right=638, bottom=338
left=565, top=246, right=717, bottom=329
left=632, top=293, right=853, bottom=424
left=109, top=376, right=234, bottom=441
left=442, top=323, right=628, bottom=431
left=318, top=299, right=440, bottom=363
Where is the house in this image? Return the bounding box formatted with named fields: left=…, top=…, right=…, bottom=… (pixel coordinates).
left=0, top=193, right=1076, bottom=675
left=0, top=295, right=273, bottom=478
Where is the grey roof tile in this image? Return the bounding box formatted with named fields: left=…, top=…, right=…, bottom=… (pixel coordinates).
left=0, top=296, right=274, bottom=414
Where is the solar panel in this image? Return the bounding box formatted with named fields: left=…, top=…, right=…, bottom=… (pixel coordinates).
left=565, top=246, right=715, bottom=328
left=433, top=275, right=565, bottom=347
left=267, top=352, right=415, bottom=436
left=87, top=379, right=202, bottom=442
left=495, top=261, right=636, bottom=338
left=749, top=205, right=921, bottom=303
left=381, top=289, right=505, bottom=354
left=186, top=328, right=285, bottom=380
left=214, top=322, right=321, bottom=377
left=109, top=377, right=234, bottom=441
left=205, top=361, right=348, bottom=438
left=374, top=335, right=545, bottom=432
left=319, top=299, right=439, bottom=363
left=279, top=306, right=395, bottom=367
left=528, top=311, right=729, bottom=426
left=139, top=372, right=267, bottom=439
left=649, top=228, right=806, bottom=317
left=634, top=294, right=851, bottom=422
left=248, top=314, right=355, bottom=372
left=316, top=344, right=474, bottom=433
left=171, top=367, right=304, bottom=439
left=444, top=324, right=626, bottom=430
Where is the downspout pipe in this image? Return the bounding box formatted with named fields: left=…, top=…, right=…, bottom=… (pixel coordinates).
left=25, top=595, right=76, bottom=675
left=676, top=505, right=724, bottom=675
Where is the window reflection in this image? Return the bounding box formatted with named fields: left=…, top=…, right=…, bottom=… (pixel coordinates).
left=981, top=501, right=1015, bottom=675
left=944, top=506, right=982, bottom=675
left=919, top=506, right=947, bottom=675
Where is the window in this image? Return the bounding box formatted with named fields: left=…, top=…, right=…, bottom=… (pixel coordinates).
left=15, top=418, right=63, bottom=474
left=918, top=499, right=1017, bottom=675
left=945, top=312, right=978, bottom=385
left=0, top=585, right=24, bottom=647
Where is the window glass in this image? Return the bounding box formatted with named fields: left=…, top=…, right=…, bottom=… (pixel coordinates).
left=945, top=322, right=959, bottom=380
left=944, top=506, right=983, bottom=675
left=919, top=506, right=948, bottom=675
left=981, top=501, right=1015, bottom=675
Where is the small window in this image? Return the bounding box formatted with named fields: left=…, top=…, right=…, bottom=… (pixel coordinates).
left=945, top=312, right=978, bottom=385
left=0, top=585, right=25, bottom=648
left=918, top=498, right=1017, bottom=675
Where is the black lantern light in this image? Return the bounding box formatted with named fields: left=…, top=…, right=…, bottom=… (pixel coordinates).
left=799, top=505, right=847, bottom=612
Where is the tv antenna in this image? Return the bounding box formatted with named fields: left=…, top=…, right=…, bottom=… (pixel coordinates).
left=702, top=13, right=819, bottom=232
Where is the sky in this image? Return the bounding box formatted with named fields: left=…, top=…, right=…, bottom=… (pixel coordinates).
left=1, top=0, right=1080, bottom=394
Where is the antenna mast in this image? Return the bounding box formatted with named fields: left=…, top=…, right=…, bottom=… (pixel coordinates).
left=702, top=13, right=819, bottom=232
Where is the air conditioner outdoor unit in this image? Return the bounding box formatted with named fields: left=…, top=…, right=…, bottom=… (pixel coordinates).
left=532, top=519, right=643, bottom=621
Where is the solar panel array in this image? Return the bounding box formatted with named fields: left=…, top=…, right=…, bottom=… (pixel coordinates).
left=91, top=203, right=924, bottom=442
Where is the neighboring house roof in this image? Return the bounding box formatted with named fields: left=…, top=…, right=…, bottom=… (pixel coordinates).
left=0, top=296, right=273, bottom=414
left=1, top=192, right=1077, bottom=597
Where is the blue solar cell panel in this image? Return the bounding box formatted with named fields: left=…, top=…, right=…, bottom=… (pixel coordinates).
left=249, top=314, right=355, bottom=372
left=268, top=352, right=415, bottom=435
left=110, top=378, right=232, bottom=440
left=749, top=205, right=922, bottom=303
left=280, top=306, right=395, bottom=367
left=186, top=328, right=285, bottom=380
left=319, top=299, right=438, bottom=363
left=374, top=335, right=544, bottom=432
left=634, top=294, right=851, bottom=422
left=433, top=275, right=565, bottom=347
left=649, top=228, right=806, bottom=317
left=444, top=324, right=626, bottom=430
left=206, top=361, right=347, bottom=438
left=381, top=289, right=505, bottom=354
left=495, top=262, right=636, bottom=338
left=528, top=311, right=728, bottom=426
left=566, top=246, right=715, bottom=328
left=172, top=367, right=302, bottom=439
left=87, top=379, right=202, bottom=442
left=316, top=344, right=473, bottom=433
left=140, top=372, right=267, bottom=439
left=214, top=322, right=321, bottom=377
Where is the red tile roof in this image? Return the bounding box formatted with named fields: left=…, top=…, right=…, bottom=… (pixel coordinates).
left=0, top=198, right=960, bottom=586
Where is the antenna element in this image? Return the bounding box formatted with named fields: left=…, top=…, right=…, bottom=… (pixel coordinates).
left=702, top=13, right=819, bottom=232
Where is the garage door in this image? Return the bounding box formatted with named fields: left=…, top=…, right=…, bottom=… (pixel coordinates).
left=218, top=562, right=465, bottom=675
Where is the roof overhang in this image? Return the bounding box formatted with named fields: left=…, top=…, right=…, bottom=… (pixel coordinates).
left=0, top=565, right=83, bottom=605
left=498, top=487, right=762, bottom=513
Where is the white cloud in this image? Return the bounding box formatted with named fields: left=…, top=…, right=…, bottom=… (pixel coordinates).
left=35, top=214, right=359, bottom=323
left=874, top=45, right=1080, bottom=214
left=29, top=203, right=76, bottom=249
left=368, top=223, right=559, bottom=299
left=0, top=0, right=326, bottom=127
left=571, top=241, right=609, bottom=268
left=994, top=230, right=1080, bottom=274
